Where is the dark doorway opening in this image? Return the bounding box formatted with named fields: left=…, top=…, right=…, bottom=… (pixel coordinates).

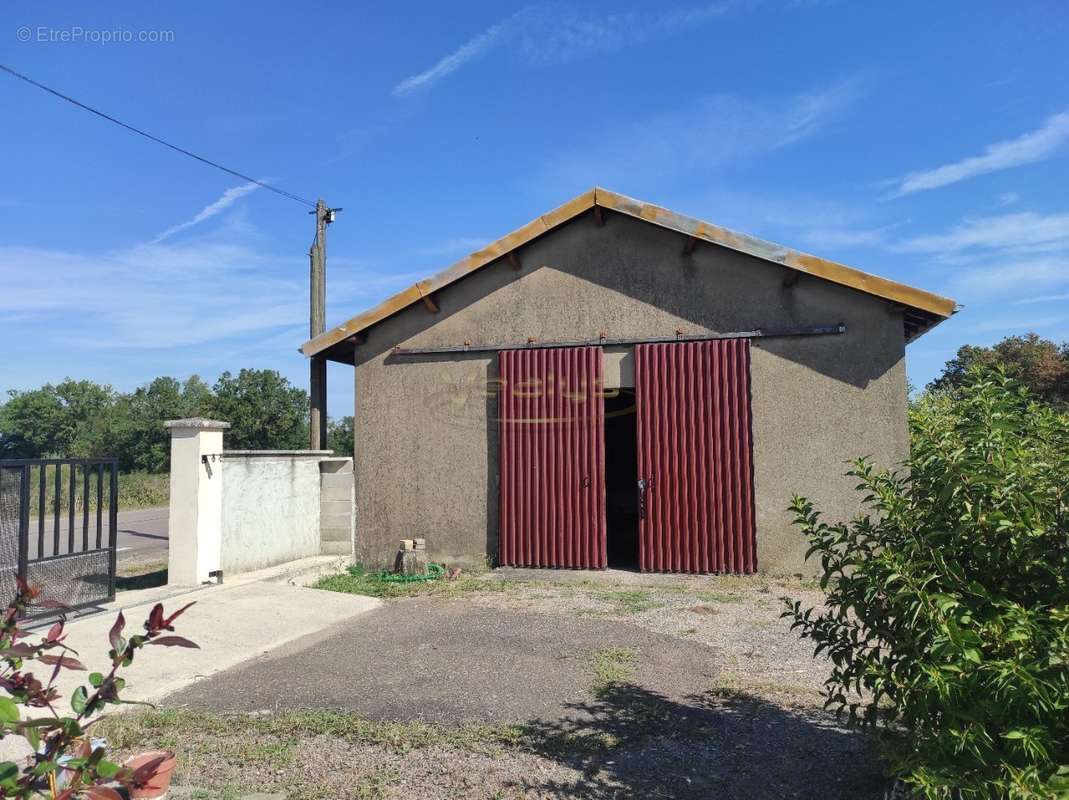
left=604, top=389, right=638, bottom=569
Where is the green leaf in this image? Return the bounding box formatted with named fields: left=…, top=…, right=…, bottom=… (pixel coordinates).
left=71, top=685, right=88, bottom=715
left=31, top=759, right=58, bottom=777
left=89, top=671, right=104, bottom=687
left=23, top=724, right=39, bottom=752
left=96, top=759, right=120, bottom=779
left=0, top=761, right=18, bottom=788
left=0, top=697, right=19, bottom=724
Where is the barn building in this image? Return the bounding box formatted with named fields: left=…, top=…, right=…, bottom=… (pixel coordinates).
left=302, top=189, right=955, bottom=574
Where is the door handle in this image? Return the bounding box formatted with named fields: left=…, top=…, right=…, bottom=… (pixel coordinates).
left=638, top=478, right=648, bottom=519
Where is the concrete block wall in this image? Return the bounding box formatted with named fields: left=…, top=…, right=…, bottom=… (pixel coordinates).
left=319, top=458, right=354, bottom=555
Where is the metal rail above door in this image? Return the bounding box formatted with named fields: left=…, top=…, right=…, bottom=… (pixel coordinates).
left=389, top=324, right=845, bottom=357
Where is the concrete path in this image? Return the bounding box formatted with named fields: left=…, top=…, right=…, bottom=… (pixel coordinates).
left=39, top=558, right=381, bottom=713
left=166, top=596, right=719, bottom=723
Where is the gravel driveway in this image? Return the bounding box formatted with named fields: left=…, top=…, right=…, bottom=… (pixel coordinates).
left=109, top=571, right=885, bottom=799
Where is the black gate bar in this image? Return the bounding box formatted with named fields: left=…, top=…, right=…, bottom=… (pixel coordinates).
left=0, top=458, right=119, bottom=615
left=17, top=467, right=29, bottom=592
left=389, top=323, right=846, bottom=356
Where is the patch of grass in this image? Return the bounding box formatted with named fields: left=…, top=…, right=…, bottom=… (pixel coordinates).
left=593, top=589, right=664, bottom=614
left=116, top=561, right=168, bottom=591
left=219, top=737, right=296, bottom=767
left=710, top=672, right=822, bottom=701
left=313, top=564, right=509, bottom=600
left=97, top=709, right=524, bottom=757
left=588, top=647, right=638, bottom=697
left=117, top=559, right=167, bottom=578
left=694, top=590, right=743, bottom=604
left=574, top=607, right=606, bottom=617
left=186, top=789, right=243, bottom=800
left=341, top=766, right=401, bottom=800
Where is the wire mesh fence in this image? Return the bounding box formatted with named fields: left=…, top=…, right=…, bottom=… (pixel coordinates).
left=0, top=459, right=118, bottom=614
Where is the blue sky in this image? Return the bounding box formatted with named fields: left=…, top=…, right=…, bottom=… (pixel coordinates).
left=3, top=1, right=1068, bottom=418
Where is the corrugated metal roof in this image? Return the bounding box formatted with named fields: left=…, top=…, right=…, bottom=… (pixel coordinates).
left=302, top=187, right=957, bottom=360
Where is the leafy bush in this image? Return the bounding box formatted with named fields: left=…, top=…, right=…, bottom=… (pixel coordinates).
left=784, top=369, right=1069, bottom=798
left=0, top=578, right=196, bottom=798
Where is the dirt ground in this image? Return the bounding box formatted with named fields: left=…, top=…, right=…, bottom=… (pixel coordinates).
left=101, top=570, right=886, bottom=800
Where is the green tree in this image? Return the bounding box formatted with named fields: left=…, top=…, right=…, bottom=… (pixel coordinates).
left=327, top=415, right=354, bottom=457
left=0, top=379, right=116, bottom=458
left=928, top=333, right=1069, bottom=406
left=108, top=376, right=212, bottom=472
left=785, top=368, right=1069, bottom=798
left=206, top=369, right=308, bottom=450
left=180, top=374, right=212, bottom=411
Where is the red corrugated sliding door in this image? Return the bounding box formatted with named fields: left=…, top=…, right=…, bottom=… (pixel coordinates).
left=498, top=346, right=606, bottom=568
left=635, top=340, right=756, bottom=574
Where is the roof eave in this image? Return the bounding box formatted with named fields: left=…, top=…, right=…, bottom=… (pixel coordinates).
left=302, top=187, right=956, bottom=358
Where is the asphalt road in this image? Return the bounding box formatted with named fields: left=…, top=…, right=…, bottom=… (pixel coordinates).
left=27, top=506, right=168, bottom=562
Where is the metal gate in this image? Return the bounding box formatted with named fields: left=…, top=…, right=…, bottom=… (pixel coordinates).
left=498, top=346, right=606, bottom=568
left=0, top=459, right=118, bottom=612
left=635, top=340, right=756, bottom=573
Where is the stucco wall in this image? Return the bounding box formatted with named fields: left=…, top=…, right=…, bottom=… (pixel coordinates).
left=351, top=210, right=908, bottom=573
left=220, top=454, right=324, bottom=573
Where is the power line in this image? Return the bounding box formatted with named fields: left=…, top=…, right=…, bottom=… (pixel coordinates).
left=0, top=62, right=318, bottom=208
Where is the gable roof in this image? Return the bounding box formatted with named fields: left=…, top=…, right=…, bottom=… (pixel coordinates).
left=302, top=187, right=957, bottom=361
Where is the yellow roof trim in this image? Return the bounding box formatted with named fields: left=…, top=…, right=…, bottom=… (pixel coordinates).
left=302, top=187, right=955, bottom=358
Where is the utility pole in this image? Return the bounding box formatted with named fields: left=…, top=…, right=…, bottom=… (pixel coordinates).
left=309, top=198, right=334, bottom=450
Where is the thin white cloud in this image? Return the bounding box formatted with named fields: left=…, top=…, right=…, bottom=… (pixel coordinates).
left=539, top=78, right=861, bottom=190
left=393, top=19, right=513, bottom=95
left=1013, top=292, right=1069, bottom=305
left=953, top=258, right=1069, bottom=296
left=971, top=313, right=1069, bottom=333
left=150, top=183, right=260, bottom=244
left=893, top=112, right=1069, bottom=196
left=684, top=186, right=868, bottom=238
left=0, top=241, right=301, bottom=348
left=413, top=237, right=490, bottom=257
left=888, top=211, right=1069, bottom=301
left=518, top=2, right=734, bottom=65
left=0, top=237, right=415, bottom=351
left=393, top=2, right=736, bottom=95
left=896, top=211, right=1069, bottom=256
left=801, top=226, right=889, bottom=249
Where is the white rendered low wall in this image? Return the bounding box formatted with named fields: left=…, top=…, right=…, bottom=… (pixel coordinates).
left=165, top=419, right=353, bottom=585
left=220, top=451, right=326, bottom=575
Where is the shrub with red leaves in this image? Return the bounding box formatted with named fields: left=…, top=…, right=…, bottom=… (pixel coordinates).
left=0, top=576, right=196, bottom=798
